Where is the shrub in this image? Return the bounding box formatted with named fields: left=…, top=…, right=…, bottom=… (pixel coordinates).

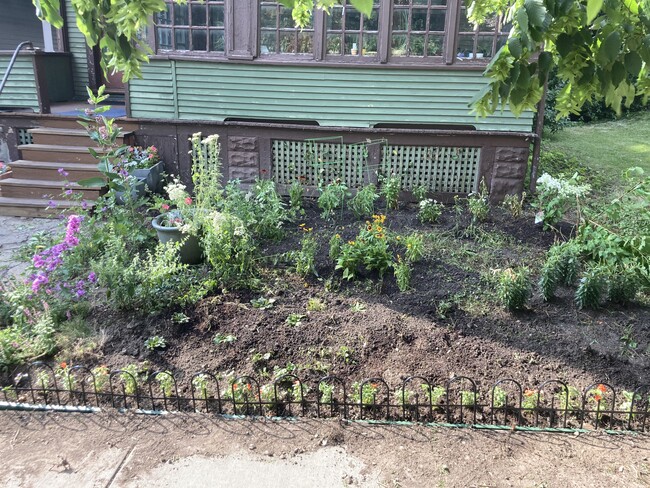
left=496, top=267, right=532, bottom=311
left=467, top=180, right=490, bottom=223
left=501, top=193, right=526, bottom=218
left=402, top=233, right=425, bottom=263
left=289, top=180, right=304, bottom=216
left=533, top=173, right=591, bottom=228
left=394, top=256, right=412, bottom=292
left=575, top=265, right=607, bottom=309
left=418, top=199, right=443, bottom=224
left=318, top=180, right=348, bottom=219
left=295, top=232, right=318, bottom=278
left=379, top=174, right=401, bottom=211
left=335, top=215, right=392, bottom=280
left=607, top=265, right=639, bottom=305
left=348, top=184, right=379, bottom=219
left=539, top=241, right=581, bottom=301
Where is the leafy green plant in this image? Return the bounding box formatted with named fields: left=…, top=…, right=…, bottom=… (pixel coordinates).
left=522, top=389, right=541, bottom=411
left=285, top=313, right=306, bottom=326
left=145, top=336, right=167, bottom=351
left=350, top=301, right=366, bottom=313
left=156, top=372, right=175, bottom=397
left=120, top=364, right=144, bottom=396
left=608, top=266, right=640, bottom=305
left=307, top=298, right=326, bottom=311
left=575, top=265, right=607, bottom=309
left=412, top=185, right=428, bottom=202
left=319, top=382, right=334, bottom=404
left=539, top=241, right=581, bottom=301
left=171, top=312, right=190, bottom=324
left=213, top=333, right=237, bottom=345
left=496, top=267, right=532, bottom=311
left=289, top=180, right=305, bottom=216
left=501, top=192, right=526, bottom=218
left=318, top=180, right=348, bottom=219
left=459, top=390, right=476, bottom=407
left=192, top=374, right=211, bottom=399
left=403, top=233, right=425, bottom=263
left=421, top=385, right=446, bottom=406
left=349, top=184, right=379, bottom=219
left=329, top=233, right=342, bottom=261
left=418, top=199, right=443, bottom=224
left=335, top=214, right=392, bottom=280
left=295, top=232, right=318, bottom=277
left=251, top=297, right=276, bottom=309
left=380, top=174, right=401, bottom=211
left=350, top=381, right=380, bottom=405
left=336, top=345, right=356, bottom=364
left=490, top=386, right=508, bottom=408
left=555, top=386, right=581, bottom=411
left=534, top=173, right=591, bottom=228
left=394, top=256, right=412, bottom=292
left=467, top=180, right=490, bottom=223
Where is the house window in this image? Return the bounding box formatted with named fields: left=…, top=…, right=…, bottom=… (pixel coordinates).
left=325, top=0, right=380, bottom=57
left=259, top=1, right=314, bottom=55
left=391, top=0, right=447, bottom=58
left=456, top=7, right=509, bottom=60
left=154, top=0, right=225, bottom=52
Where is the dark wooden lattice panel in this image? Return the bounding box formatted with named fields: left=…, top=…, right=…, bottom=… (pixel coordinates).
left=381, top=145, right=480, bottom=194
left=272, top=139, right=369, bottom=188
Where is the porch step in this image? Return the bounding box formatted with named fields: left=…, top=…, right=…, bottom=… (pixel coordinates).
left=0, top=196, right=86, bottom=218
left=0, top=177, right=103, bottom=200
left=28, top=127, right=134, bottom=147
left=9, top=160, right=100, bottom=182
left=18, top=144, right=107, bottom=164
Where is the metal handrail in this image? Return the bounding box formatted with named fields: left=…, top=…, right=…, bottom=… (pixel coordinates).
left=0, top=41, right=34, bottom=96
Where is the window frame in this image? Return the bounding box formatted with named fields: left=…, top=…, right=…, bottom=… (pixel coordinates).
left=258, top=1, right=316, bottom=59
left=149, top=0, right=502, bottom=70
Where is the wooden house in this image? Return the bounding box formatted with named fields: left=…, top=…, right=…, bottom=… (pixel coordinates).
left=0, top=0, right=534, bottom=216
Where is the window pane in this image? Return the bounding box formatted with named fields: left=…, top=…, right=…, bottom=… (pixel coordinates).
left=346, top=9, right=361, bottom=30
left=155, top=4, right=172, bottom=25
left=457, top=35, right=475, bottom=56
left=175, top=28, right=190, bottom=49
left=458, top=11, right=473, bottom=32
left=328, top=7, right=343, bottom=30
left=191, top=4, right=207, bottom=26
left=260, top=5, right=277, bottom=28
left=429, top=10, right=446, bottom=31
left=362, top=33, right=378, bottom=56
left=192, top=29, right=207, bottom=50
left=412, top=8, right=427, bottom=31
left=261, top=31, right=277, bottom=54
left=344, top=33, right=359, bottom=55
left=209, top=5, right=225, bottom=27
left=279, top=7, right=294, bottom=28
left=297, top=31, right=313, bottom=54
left=157, top=27, right=173, bottom=49
left=174, top=4, right=189, bottom=25
left=365, top=8, right=380, bottom=31
left=392, top=8, right=409, bottom=31
left=477, top=35, right=494, bottom=57
left=391, top=34, right=407, bottom=56
left=410, top=34, right=425, bottom=56
left=209, top=29, right=225, bottom=51
left=279, top=31, right=296, bottom=53
left=327, top=34, right=342, bottom=54
left=427, top=34, right=443, bottom=55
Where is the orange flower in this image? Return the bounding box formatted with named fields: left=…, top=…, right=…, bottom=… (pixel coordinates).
left=524, top=389, right=536, bottom=397
left=60, top=361, right=67, bottom=369
left=371, top=383, right=378, bottom=389
left=594, top=394, right=602, bottom=402
left=246, top=383, right=252, bottom=391
left=233, top=383, right=238, bottom=390
left=597, top=384, right=607, bottom=393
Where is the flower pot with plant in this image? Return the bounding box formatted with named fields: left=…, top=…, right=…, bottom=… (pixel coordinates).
left=0, top=161, right=11, bottom=181
left=122, top=145, right=164, bottom=193
left=153, top=179, right=204, bottom=264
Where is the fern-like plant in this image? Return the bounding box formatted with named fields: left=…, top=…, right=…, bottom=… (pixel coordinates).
left=607, top=265, right=639, bottom=305
left=539, top=241, right=581, bottom=301
left=496, top=267, right=532, bottom=311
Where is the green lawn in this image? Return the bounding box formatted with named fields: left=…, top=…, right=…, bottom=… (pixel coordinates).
left=542, top=110, right=650, bottom=176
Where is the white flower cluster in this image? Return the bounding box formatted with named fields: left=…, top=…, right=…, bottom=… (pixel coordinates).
left=165, top=178, right=188, bottom=203
left=536, top=173, right=591, bottom=197
left=419, top=198, right=436, bottom=209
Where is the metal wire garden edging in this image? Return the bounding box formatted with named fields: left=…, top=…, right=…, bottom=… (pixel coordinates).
left=2, top=362, right=650, bottom=434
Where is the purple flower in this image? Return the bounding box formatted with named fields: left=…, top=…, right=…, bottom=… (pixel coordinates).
left=75, top=289, right=86, bottom=298
left=57, top=168, right=69, bottom=177
left=65, top=189, right=73, bottom=196
left=81, top=201, right=88, bottom=210
left=47, top=200, right=57, bottom=208
left=88, top=272, right=97, bottom=283
left=84, top=108, right=93, bottom=116
left=31, top=273, right=48, bottom=293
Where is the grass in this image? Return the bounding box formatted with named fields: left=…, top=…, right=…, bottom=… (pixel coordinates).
left=542, top=111, right=650, bottom=177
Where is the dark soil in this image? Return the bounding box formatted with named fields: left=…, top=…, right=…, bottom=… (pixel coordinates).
left=85, top=201, right=650, bottom=399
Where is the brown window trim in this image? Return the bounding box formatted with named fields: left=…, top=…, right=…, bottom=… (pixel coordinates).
left=149, top=0, right=499, bottom=70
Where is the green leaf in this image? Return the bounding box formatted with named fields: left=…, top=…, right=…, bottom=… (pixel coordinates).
left=538, top=51, right=553, bottom=81
left=517, top=7, right=530, bottom=38
left=555, top=33, right=573, bottom=57
left=597, top=31, right=622, bottom=65
left=587, top=0, right=604, bottom=24
left=623, top=0, right=639, bottom=15
left=624, top=51, right=643, bottom=75
left=508, top=38, right=523, bottom=58
left=611, top=61, right=626, bottom=87
left=524, top=0, right=547, bottom=28
left=349, top=0, right=373, bottom=17
left=78, top=177, right=107, bottom=188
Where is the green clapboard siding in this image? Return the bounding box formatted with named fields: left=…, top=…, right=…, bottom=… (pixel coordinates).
left=65, top=2, right=89, bottom=99
left=0, top=55, right=39, bottom=111
left=129, top=60, right=534, bottom=132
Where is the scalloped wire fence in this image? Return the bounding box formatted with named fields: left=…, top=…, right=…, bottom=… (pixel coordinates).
left=2, top=363, right=650, bottom=433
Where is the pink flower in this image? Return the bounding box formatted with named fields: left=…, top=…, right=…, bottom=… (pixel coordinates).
left=184, top=197, right=193, bottom=205
left=161, top=203, right=170, bottom=211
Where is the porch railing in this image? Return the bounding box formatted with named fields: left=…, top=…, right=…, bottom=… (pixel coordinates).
left=0, top=41, right=34, bottom=97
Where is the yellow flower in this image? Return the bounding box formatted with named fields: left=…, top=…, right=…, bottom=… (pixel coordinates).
left=335, top=234, right=341, bottom=239
left=348, top=240, right=356, bottom=245
left=396, top=236, right=401, bottom=241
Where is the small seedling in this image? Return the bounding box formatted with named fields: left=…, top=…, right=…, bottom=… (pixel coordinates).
left=285, top=313, right=306, bottom=326
left=213, top=333, right=237, bottom=345
left=350, top=302, right=366, bottom=313
left=144, top=336, right=167, bottom=351
left=251, top=351, right=272, bottom=366
left=172, top=312, right=190, bottom=324
left=336, top=345, right=356, bottom=364
left=307, top=298, right=326, bottom=311
left=251, top=297, right=276, bottom=309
